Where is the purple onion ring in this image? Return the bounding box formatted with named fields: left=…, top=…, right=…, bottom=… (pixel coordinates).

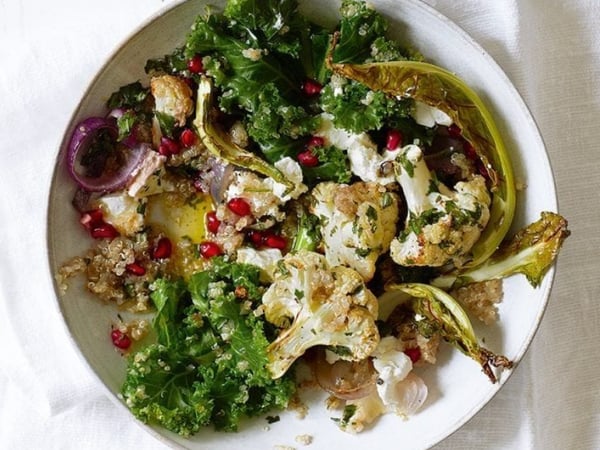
left=66, top=117, right=148, bottom=192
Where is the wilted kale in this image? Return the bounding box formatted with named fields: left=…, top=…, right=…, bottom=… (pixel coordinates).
left=302, top=144, right=352, bottom=184
left=121, top=258, right=295, bottom=436
left=183, top=0, right=340, bottom=164
left=106, top=81, right=149, bottom=110
left=332, top=0, right=406, bottom=64
left=319, top=0, right=420, bottom=134
left=320, top=80, right=413, bottom=134
left=145, top=46, right=189, bottom=76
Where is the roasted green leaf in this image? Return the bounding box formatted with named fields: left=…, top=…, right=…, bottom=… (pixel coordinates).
left=193, top=76, right=294, bottom=192
left=433, top=212, right=570, bottom=289
left=385, top=283, right=513, bottom=383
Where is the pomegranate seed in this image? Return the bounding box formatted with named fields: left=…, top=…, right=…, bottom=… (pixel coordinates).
left=297, top=150, right=319, bottom=167
left=264, top=234, right=287, bottom=250
left=227, top=197, right=252, bottom=216
left=404, top=347, right=421, bottom=364
left=187, top=55, right=204, bottom=74
left=206, top=211, right=221, bottom=234
left=151, top=237, right=172, bottom=259
left=386, top=129, right=403, bottom=150
left=199, top=241, right=223, bottom=259
left=182, top=77, right=197, bottom=90
left=306, top=136, right=325, bottom=149
left=302, top=78, right=322, bottom=96
left=90, top=223, right=119, bottom=239
left=158, top=136, right=180, bottom=156
left=126, top=262, right=146, bottom=276
left=248, top=230, right=265, bottom=246
left=180, top=128, right=197, bottom=148
left=476, top=160, right=490, bottom=180
left=447, top=124, right=462, bottom=138
left=111, top=329, right=131, bottom=350
left=463, top=141, right=478, bottom=160
left=193, top=178, right=205, bottom=192
left=80, top=209, right=103, bottom=230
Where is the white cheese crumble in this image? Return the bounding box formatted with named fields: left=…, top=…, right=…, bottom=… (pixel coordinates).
left=268, top=157, right=308, bottom=201
left=236, top=247, right=283, bottom=281
left=372, top=336, right=413, bottom=407
left=316, top=114, right=398, bottom=184
left=412, top=101, right=453, bottom=128
left=97, top=192, right=144, bottom=236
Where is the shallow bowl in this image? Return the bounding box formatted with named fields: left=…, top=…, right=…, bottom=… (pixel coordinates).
left=47, top=0, right=558, bottom=448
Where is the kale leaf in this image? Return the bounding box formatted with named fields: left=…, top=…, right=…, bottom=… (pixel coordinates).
left=122, top=259, right=295, bottom=436
left=302, top=145, right=352, bottom=184
left=106, top=81, right=148, bottom=110
left=332, top=0, right=401, bottom=64
left=185, top=3, right=328, bottom=162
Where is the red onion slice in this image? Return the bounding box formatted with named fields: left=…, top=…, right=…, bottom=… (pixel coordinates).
left=66, top=117, right=148, bottom=192
left=311, top=349, right=377, bottom=400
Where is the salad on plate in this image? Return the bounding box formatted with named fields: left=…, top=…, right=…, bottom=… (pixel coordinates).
left=56, top=0, right=569, bottom=438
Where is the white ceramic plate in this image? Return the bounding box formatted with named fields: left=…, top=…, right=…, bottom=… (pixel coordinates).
left=47, top=0, right=558, bottom=449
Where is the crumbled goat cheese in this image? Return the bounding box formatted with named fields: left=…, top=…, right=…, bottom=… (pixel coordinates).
left=317, top=114, right=398, bottom=184
left=412, top=101, right=453, bottom=128
left=372, top=336, right=413, bottom=407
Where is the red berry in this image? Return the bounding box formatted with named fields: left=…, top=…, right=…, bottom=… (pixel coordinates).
left=199, top=241, right=223, bottom=259
left=306, top=136, right=325, bottom=149
left=180, top=128, right=197, bottom=148
left=297, top=150, right=319, bottom=167
left=404, top=347, right=421, bottom=364
left=126, top=262, right=146, bottom=276
left=386, top=129, right=403, bottom=150
left=264, top=234, right=287, bottom=250
left=227, top=197, right=252, bottom=216
left=187, top=55, right=204, bottom=74
left=206, top=211, right=221, bottom=234
left=248, top=230, right=265, bottom=246
left=111, top=329, right=131, bottom=350
left=90, top=223, right=119, bottom=239
left=447, top=124, right=462, bottom=138
left=302, top=78, right=322, bottom=96
left=158, top=136, right=180, bottom=156
left=151, top=237, right=172, bottom=260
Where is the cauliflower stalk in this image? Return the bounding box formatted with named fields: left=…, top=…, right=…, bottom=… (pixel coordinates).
left=262, top=251, right=380, bottom=379
left=390, top=144, right=491, bottom=267
left=311, top=181, right=399, bottom=281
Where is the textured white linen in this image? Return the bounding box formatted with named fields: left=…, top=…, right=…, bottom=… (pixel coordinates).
left=0, top=0, right=598, bottom=448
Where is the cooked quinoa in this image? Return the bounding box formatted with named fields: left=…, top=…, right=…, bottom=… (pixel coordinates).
left=451, top=279, right=503, bottom=325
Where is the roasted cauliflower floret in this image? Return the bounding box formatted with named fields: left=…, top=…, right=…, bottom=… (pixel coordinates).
left=223, top=157, right=308, bottom=229
left=150, top=75, right=194, bottom=127
left=311, top=181, right=399, bottom=281
left=262, top=251, right=380, bottom=379
left=390, top=144, right=491, bottom=267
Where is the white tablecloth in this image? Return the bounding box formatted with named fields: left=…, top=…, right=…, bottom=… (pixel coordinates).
left=1, top=0, right=598, bottom=448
